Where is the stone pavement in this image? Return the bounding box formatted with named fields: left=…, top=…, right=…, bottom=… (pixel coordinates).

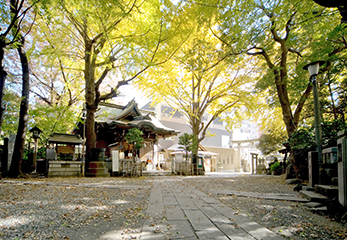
left=140, top=178, right=284, bottom=240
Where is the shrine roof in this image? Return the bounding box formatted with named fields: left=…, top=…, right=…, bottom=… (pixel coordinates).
left=95, top=100, right=179, bottom=135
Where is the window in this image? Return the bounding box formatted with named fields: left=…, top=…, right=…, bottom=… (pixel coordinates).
left=213, top=117, right=224, bottom=125
left=222, top=135, right=230, bottom=148
left=165, top=136, right=175, bottom=140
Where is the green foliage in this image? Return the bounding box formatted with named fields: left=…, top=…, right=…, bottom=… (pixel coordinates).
left=289, top=128, right=316, bottom=158
left=22, top=148, right=33, bottom=161
left=288, top=119, right=347, bottom=178
left=210, top=0, right=344, bottom=136
left=288, top=127, right=315, bottom=178
left=29, top=104, right=80, bottom=145
left=270, top=161, right=283, bottom=175
left=322, top=119, right=347, bottom=148
left=1, top=90, right=20, bottom=138
left=125, top=128, right=144, bottom=151
left=257, top=109, right=287, bottom=155
left=290, top=119, right=347, bottom=156
left=178, top=133, right=198, bottom=161
left=257, top=133, right=286, bottom=156
left=22, top=147, right=45, bottom=162
left=178, top=133, right=193, bottom=153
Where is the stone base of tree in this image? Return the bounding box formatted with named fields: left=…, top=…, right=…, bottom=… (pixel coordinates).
left=86, top=161, right=110, bottom=177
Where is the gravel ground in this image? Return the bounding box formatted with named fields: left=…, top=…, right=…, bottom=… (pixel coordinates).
left=189, top=174, right=347, bottom=240
left=1, top=174, right=347, bottom=240
left=0, top=177, right=151, bottom=240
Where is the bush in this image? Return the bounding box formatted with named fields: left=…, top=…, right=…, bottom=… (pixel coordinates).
left=270, top=161, right=283, bottom=175
left=288, top=128, right=315, bottom=179
left=288, top=119, right=347, bottom=179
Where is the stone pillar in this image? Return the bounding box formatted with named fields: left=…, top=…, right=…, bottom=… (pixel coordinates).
left=308, top=151, right=319, bottom=187
left=250, top=153, right=258, bottom=174
left=7, top=135, right=16, bottom=171
left=1, top=138, right=8, bottom=173
left=112, top=150, right=119, bottom=173
left=237, top=143, right=242, bottom=172
left=337, top=131, right=347, bottom=207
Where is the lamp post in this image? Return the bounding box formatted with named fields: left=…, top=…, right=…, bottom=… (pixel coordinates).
left=303, top=61, right=325, bottom=182
left=82, top=103, right=87, bottom=177
left=29, top=126, right=42, bottom=172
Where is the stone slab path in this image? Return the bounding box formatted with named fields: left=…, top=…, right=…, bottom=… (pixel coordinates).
left=216, top=190, right=309, bottom=203
left=141, top=179, right=284, bottom=240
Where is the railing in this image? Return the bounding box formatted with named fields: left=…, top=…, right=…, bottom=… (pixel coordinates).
left=119, top=159, right=142, bottom=177
left=173, top=161, right=203, bottom=175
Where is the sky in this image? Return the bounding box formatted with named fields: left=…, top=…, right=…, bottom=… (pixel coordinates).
left=112, top=83, right=150, bottom=108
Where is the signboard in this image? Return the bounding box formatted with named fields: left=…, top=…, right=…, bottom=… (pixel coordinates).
left=198, top=157, right=203, bottom=168
left=112, top=150, right=119, bottom=172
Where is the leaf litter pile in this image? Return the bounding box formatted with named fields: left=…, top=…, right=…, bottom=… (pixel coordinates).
left=0, top=177, right=151, bottom=240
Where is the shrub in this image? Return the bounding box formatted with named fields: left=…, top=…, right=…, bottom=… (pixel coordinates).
left=270, top=161, right=283, bottom=175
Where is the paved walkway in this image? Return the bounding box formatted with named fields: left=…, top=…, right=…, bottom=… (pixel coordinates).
left=141, top=179, right=284, bottom=240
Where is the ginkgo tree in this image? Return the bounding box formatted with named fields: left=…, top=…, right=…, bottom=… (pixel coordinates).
left=213, top=0, right=345, bottom=136
left=210, top=0, right=346, bottom=177
left=28, top=32, right=85, bottom=142
left=37, top=0, right=187, bottom=162
left=0, top=0, right=38, bottom=135
left=136, top=23, right=256, bottom=164
left=5, top=0, right=40, bottom=177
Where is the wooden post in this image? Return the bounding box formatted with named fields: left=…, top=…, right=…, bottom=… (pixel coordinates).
left=1, top=138, right=8, bottom=174
left=32, top=137, right=38, bottom=171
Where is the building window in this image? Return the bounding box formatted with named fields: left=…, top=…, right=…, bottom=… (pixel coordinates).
left=222, top=135, right=230, bottom=148
left=165, top=136, right=175, bottom=140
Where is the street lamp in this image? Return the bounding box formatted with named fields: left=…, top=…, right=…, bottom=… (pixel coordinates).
left=303, top=61, right=325, bottom=183
left=29, top=126, right=42, bottom=172
left=82, top=103, right=87, bottom=177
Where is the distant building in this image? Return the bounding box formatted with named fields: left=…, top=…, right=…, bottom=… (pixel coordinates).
left=230, top=120, right=262, bottom=173
left=141, top=102, right=241, bottom=172
left=232, top=120, right=261, bottom=141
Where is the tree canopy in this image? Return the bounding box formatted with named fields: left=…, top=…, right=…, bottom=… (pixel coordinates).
left=1, top=0, right=347, bottom=177
left=135, top=19, right=256, bottom=150
left=35, top=0, right=188, bottom=162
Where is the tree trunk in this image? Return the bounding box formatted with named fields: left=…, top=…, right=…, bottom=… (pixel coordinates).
left=0, top=41, right=7, bottom=135
left=9, top=38, right=30, bottom=177
left=84, top=40, right=97, bottom=163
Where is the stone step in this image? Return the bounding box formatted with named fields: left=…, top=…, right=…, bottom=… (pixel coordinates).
left=85, top=172, right=110, bottom=177
left=308, top=206, right=328, bottom=214
left=315, top=184, right=338, bottom=198
left=86, top=161, right=110, bottom=177
left=304, top=201, right=323, bottom=208
left=88, top=161, right=107, bottom=168
left=302, top=186, right=315, bottom=191
left=142, top=171, right=173, bottom=176
left=300, top=190, right=328, bottom=203
left=285, top=178, right=302, bottom=184
left=87, top=168, right=109, bottom=174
